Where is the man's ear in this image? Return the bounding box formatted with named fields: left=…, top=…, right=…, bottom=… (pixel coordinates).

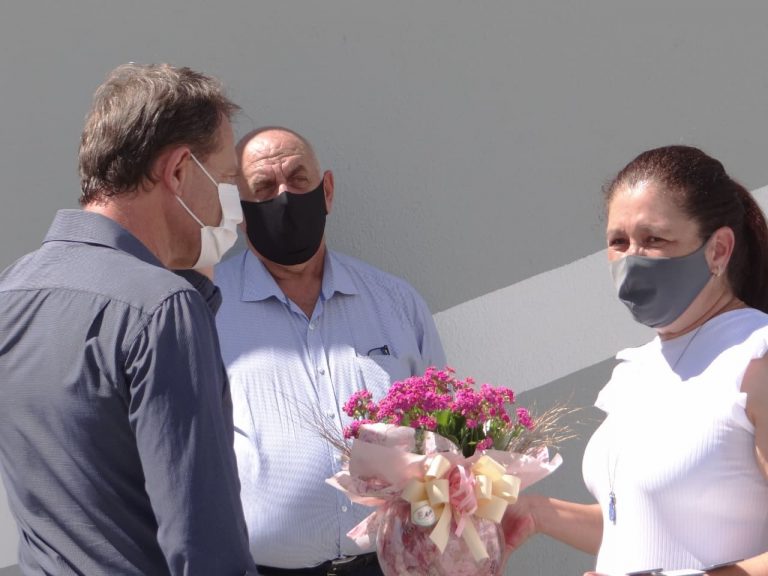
left=323, top=170, right=334, bottom=215
left=154, top=146, right=192, bottom=196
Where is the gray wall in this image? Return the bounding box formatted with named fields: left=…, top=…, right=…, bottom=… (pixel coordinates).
left=1, top=2, right=767, bottom=574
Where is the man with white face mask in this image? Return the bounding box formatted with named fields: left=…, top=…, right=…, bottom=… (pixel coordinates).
left=177, top=153, right=243, bottom=270
left=0, top=63, right=256, bottom=575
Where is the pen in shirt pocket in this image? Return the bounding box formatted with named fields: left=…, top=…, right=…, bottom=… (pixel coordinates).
left=366, top=345, right=390, bottom=356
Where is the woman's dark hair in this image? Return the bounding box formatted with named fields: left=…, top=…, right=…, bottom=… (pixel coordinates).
left=604, top=145, right=768, bottom=313
left=78, top=63, right=240, bottom=205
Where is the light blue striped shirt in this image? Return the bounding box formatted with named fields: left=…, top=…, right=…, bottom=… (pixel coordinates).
left=215, top=248, right=446, bottom=568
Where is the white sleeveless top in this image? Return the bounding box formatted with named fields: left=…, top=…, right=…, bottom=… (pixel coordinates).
left=583, top=308, right=768, bottom=575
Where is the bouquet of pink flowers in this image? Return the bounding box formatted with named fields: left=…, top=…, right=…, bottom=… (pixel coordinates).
left=343, top=366, right=536, bottom=457
left=327, top=367, right=570, bottom=576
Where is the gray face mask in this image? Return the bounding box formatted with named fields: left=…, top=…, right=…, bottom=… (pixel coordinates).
left=610, top=241, right=712, bottom=328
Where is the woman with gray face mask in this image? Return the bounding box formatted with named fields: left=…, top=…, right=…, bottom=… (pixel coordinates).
left=502, top=145, right=768, bottom=576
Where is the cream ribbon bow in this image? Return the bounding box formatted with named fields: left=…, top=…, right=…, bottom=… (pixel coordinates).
left=400, top=453, right=521, bottom=561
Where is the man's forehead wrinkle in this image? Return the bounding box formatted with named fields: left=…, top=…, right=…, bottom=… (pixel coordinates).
left=243, top=129, right=319, bottom=172
left=239, top=153, right=265, bottom=181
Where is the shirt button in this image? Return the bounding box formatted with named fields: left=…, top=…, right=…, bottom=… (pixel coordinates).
left=326, top=411, right=335, bottom=419
left=318, top=367, right=326, bottom=375
left=341, top=505, right=348, bottom=512
left=309, top=320, right=317, bottom=330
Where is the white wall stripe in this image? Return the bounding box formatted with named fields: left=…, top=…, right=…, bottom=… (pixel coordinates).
left=435, top=185, right=768, bottom=393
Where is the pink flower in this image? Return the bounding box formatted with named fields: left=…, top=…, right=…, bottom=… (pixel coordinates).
left=517, top=407, right=534, bottom=430
left=343, top=390, right=377, bottom=419
left=343, top=419, right=375, bottom=439
left=412, top=415, right=438, bottom=430
left=476, top=437, right=494, bottom=451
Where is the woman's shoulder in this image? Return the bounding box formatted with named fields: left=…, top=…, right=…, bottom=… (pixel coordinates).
left=711, top=307, right=768, bottom=350
left=719, top=306, right=768, bottom=330
left=618, top=308, right=768, bottom=360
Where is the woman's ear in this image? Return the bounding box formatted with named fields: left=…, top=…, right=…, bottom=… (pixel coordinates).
left=708, top=226, right=735, bottom=277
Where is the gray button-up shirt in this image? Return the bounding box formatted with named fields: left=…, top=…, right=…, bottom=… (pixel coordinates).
left=0, top=210, right=257, bottom=575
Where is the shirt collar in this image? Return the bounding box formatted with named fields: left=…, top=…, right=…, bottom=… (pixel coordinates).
left=321, top=250, right=358, bottom=299
left=240, top=250, right=285, bottom=303
left=43, top=209, right=163, bottom=268
left=240, top=248, right=359, bottom=303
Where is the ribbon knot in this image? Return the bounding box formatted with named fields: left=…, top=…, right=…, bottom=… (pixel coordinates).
left=400, top=454, right=521, bottom=561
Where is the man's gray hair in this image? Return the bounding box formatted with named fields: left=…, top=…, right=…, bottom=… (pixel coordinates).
left=78, top=63, right=239, bottom=205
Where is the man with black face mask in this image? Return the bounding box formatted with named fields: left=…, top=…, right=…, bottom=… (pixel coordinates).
left=214, top=127, right=446, bottom=575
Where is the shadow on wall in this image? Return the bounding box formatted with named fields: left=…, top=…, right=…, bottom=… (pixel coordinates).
left=0, top=565, right=20, bottom=576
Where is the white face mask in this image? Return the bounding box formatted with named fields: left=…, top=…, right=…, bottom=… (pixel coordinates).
left=176, top=154, right=243, bottom=269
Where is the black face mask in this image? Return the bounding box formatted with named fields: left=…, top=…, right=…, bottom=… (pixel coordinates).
left=241, top=181, right=327, bottom=265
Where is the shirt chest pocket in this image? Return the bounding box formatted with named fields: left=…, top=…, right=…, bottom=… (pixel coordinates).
left=353, top=354, right=412, bottom=395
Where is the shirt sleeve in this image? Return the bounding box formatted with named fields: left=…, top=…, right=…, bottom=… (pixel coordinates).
left=594, top=358, right=632, bottom=415
left=413, top=290, right=447, bottom=369
left=174, top=269, right=223, bottom=315
left=124, top=288, right=258, bottom=575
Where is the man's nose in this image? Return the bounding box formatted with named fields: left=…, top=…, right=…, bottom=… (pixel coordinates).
left=276, top=182, right=290, bottom=196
